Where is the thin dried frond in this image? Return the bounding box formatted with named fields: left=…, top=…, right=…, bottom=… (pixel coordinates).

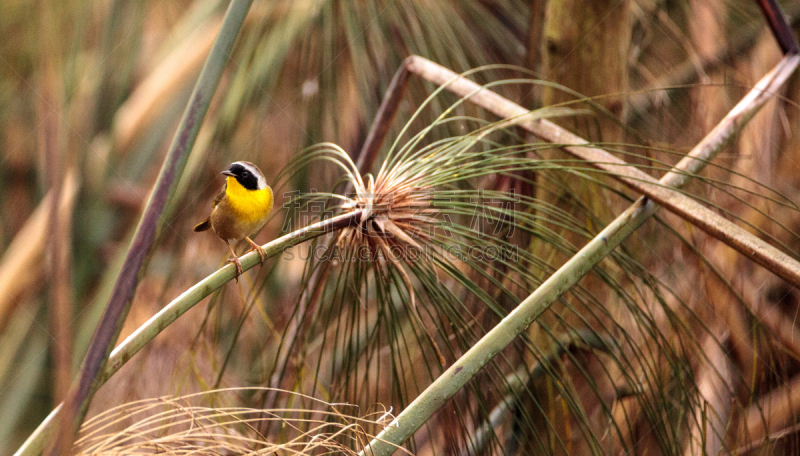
left=75, top=388, right=399, bottom=455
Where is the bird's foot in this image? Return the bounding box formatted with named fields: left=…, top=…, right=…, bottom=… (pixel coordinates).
left=245, top=237, right=268, bottom=263
left=226, top=256, right=244, bottom=282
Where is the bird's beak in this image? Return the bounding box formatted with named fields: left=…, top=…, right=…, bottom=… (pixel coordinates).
left=221, top=170, right=236, bottom=177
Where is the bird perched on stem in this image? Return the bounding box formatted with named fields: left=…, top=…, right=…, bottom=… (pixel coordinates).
left=194, top=161, right=274, bottom=280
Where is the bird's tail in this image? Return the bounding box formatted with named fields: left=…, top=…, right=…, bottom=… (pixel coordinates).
left=194, top=218, right=212, bottom=232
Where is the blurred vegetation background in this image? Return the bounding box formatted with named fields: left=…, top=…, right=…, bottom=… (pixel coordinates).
left=3, top=0, right=800, bottom=454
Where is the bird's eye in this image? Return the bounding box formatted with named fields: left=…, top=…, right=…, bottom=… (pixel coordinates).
left=241, top=171, right=249, bottom=178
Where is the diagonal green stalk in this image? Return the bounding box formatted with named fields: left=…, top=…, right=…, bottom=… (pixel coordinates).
left=15, top=210, right=359, bottom=456
left=46, top=0, right=254, bottom=453
left=465, top=330, right=615, bottom=456
left=360, top=54, right=799, bottom=456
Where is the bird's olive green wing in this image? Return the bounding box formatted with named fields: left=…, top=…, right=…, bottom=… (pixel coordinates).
left=212, top=183, right=226, bottom=208
left=193, top=184, right=227, bottom=232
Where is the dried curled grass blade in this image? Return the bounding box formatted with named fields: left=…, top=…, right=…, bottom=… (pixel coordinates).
left=74, top=388, right=399, bottom=455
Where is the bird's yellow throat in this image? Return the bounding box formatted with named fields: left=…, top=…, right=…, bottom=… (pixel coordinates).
left=225, top=176, right=273, bottom=224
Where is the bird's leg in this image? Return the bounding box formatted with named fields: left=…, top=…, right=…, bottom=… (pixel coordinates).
left=244, top=237, right=267, bottom=263
left=224, top=240, right=243, bottom=281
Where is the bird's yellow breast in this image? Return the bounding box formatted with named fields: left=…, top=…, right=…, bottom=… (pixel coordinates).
left=224, top=176, right=274, bottom=225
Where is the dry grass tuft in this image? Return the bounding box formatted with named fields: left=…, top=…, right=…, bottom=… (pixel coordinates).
left=74, top=388, right=399, bottom=455
left=339, top=175, right=433, bottom=265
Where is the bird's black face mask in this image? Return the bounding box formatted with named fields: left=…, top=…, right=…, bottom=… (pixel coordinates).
left=225, top=162, right=260, bottom=190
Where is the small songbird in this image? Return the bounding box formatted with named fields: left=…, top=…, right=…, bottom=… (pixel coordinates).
left=194, top=161, right=274, bottom=278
